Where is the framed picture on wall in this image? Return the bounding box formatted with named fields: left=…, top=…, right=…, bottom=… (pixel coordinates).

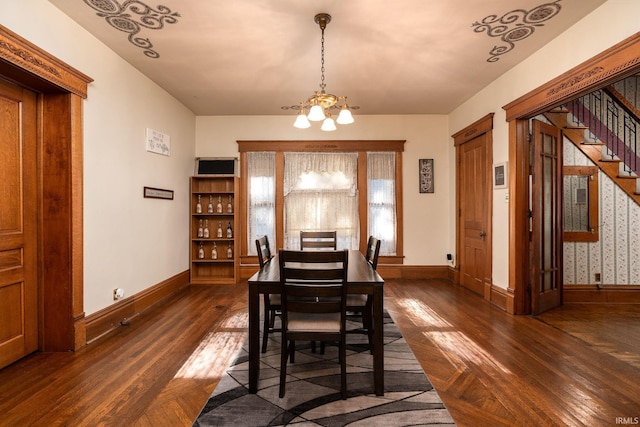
left=419, top=159, right=434, bottom=193
left=493, top=162, right=508, bottom=189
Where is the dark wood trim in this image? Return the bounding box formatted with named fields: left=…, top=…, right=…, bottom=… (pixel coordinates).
left=564, top=285, right=640, bottom=304
left=0, top=25, right=92, bottom=98
left=489, top=284, right=510, bottom=311
left=504, top=33, right=640, bottom=314
left=85, top=270, right=190, bottom=343
left=237, top=141, right=405, bottom=260
left=452, top=113, right=495, bottom=146
left=237, top=140, right=406, bottom=152
left=508, top=119, right=531, bottom=314
left=0, top=26, right=93, bottom=351
left=41, top=93, right=85, bottom=351
left=503, top=33, right=640, bottom=121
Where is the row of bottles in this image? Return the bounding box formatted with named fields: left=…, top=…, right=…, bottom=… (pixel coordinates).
left=195, top=195, right=233, bottom=214
left=197, top=220, right=233, bottom=238
left=198, top=242, right=233, bottom=260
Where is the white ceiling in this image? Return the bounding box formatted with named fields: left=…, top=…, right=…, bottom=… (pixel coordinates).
left=49, top=0, right=606, bottom=116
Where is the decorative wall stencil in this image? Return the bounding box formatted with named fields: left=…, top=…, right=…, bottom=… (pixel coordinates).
left=83, top=0, right=180, bottom=58
left=472, top=0, right=562, bottom=63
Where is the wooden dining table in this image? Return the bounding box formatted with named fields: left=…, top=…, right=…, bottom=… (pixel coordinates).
left=247, top=249, right=385, bottom=395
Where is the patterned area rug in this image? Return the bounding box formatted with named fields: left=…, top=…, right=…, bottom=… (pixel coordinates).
left=194, top=312, right=456, bottom=426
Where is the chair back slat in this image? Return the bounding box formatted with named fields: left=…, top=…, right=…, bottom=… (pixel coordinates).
left=255, top=235, right=272, bottom=268
left=279, top=249, right=348, bottom=316
left=300, top=231, right=337, bottom=250
left=365, top=236, right=381, bottom=270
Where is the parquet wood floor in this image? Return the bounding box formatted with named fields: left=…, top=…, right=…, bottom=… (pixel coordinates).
left=0, top=279, right=638, bottom=426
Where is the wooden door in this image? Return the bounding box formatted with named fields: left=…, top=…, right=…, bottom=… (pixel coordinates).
left=0, top=79, right=38, bottom=368
left=531, top=119, right=563, bottom=314
left=459, top=134, right=491, bottom=296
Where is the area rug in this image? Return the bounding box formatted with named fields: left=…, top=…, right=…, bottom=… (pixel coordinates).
left=193, top=312, right=456, bottom=426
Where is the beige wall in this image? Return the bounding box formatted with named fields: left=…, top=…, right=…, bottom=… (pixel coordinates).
left=449, top=0, right=640, bottom=289
left=2, top=0, right=638, bottom=315
left=195, top=114, right=452, bottom=266
left=0, top=0, right=197, bottom=315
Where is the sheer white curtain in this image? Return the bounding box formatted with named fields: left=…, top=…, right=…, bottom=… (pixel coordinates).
left=367, top=152, right=396, bottom=255
left=247, top=152, right=275, bottom=256
left=284, top=153, right=359, bottom=250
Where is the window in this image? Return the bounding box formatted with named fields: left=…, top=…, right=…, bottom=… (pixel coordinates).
left=246, top=152, right=275, bottom=255
left=284, top=153, right=359, bottom=249
left=238, top=140, right=404, bottom=264
left=368, top=152, right=396, bottom=255
left=562, top=165, right=599, bottom=242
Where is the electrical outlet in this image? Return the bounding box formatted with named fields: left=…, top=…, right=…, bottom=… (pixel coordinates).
left=594, top=273, right=601, bottom=282
left=113, top=288, right=124, bottom=300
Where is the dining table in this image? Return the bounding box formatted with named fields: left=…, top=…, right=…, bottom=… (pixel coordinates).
left=247, top=249, right=385, bottom=396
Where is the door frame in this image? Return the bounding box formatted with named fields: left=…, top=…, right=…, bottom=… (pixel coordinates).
left=503, top=33, right=640, bottom=314
left=453, top=113, right=494, bottom=301
left=0, top=25, right=92, bottom=350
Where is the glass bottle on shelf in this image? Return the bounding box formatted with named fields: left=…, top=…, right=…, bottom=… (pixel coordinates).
left=226, top=222, right=233, bottom=238
left=207, top=195, right=213, bottom=213
left=196, top=195, right=202, bottom=214
left=197, top=219, right=204, bottom=238
left=227, top=195, right=233, bottom=213
left=203, top=219, right=209, bottom=238
left=217, top=221, right=223, bottom=238
left=198, top=242, right=205, bottom=259
left=227, top=244, right=233, bottom=259
left=216, top=195, right=223, bottom=213
left=211, top=242, right=218, bottom=260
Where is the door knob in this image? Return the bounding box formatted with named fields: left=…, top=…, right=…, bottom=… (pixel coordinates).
left=479, top=231, right=486, bottom=239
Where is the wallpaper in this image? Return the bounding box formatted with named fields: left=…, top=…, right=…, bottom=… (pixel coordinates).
left=563, top=140, right=640, bottom=285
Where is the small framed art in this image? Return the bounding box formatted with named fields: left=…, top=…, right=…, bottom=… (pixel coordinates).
left=143, top=186, right=174, bottom=200
left=419, top=159, right=434, bottom=193
left=493, top=162, right=508, bottom=189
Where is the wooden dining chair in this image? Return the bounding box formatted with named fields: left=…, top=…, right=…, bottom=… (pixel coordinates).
left=347, top=236, right=381, bottom=352
left=255, top=235, right=280, bottom=353
left=300, top=230, right=337, bottom=250
left=365, top=235, right=381, bottom=270
left=278, top=249, right=349, bottom=399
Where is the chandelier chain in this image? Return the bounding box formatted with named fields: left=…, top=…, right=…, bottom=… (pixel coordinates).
left=320, top=27, right=326, bottom=91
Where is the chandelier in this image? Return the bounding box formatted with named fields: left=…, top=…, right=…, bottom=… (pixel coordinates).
left=283, top=13, right=356, bottom=131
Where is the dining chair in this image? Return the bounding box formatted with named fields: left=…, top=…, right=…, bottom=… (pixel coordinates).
left=255, top=235, right=280, bottom=353
left=278, top=249, right=349, bottom=399
left=300, top=230, right=337, bottom=250
left=365, top=235, right=381, bottom=270
left=347, top=236, right=381, bottom=353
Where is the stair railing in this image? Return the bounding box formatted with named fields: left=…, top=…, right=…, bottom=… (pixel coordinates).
left=565, top=80, right=640, bottom=176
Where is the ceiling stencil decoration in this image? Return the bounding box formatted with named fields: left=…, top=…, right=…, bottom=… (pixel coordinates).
left=83, top=0, right=180, bottom=58
left=472, top=0, right=562, bottom=63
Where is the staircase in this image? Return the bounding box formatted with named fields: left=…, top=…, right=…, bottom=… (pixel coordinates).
left=543, top=74, right=640, bottom=206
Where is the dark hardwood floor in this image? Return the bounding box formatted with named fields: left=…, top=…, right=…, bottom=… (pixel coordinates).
left=0, top=279, right=638, bottom=426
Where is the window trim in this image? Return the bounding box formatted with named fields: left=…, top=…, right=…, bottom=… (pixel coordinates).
left=237, top=140, right=405, bottom=265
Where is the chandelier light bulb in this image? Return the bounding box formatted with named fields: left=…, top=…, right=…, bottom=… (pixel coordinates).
left=294, top=112, right=311, bottom=128
left=321, top=116, right=337, bottom=131
left=336, top=104, right=354, bottom=125
left=307, top=104, right=325, bottom=121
